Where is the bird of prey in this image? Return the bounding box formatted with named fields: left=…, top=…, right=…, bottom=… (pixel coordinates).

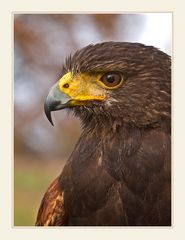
left=36, top=42, right=171, bottom=226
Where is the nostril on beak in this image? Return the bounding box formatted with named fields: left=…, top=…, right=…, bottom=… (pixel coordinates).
left=63, top=83, right=69, bottom=88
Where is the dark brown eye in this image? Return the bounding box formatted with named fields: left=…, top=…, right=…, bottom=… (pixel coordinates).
left=100, top=72, right=123, bottom=88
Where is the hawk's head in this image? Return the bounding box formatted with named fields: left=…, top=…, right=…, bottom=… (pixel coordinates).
left=44, top=42, right=171, bottom=127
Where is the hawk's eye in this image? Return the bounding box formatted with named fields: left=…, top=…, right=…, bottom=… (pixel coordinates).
left=100, top=72, right=123, bottom=88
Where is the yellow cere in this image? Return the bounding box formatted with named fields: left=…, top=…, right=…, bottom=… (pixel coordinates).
left=58, top=72, right=107, bottom=102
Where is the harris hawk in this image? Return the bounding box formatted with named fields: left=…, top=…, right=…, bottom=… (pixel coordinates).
left=36, top=42, right=171, bottom=226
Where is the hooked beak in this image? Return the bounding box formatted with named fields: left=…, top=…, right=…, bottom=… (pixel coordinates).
left=44, top=83, right=71, bottom=126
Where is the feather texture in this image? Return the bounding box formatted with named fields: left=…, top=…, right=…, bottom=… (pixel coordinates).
left=36, top=42, right=171, bottom=226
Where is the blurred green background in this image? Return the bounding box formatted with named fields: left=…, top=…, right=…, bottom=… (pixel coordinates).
left=14, top=13, right=171, bottom=226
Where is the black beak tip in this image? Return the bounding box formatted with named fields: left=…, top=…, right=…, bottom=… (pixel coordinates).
left=44, top=101, right=54, bottom=126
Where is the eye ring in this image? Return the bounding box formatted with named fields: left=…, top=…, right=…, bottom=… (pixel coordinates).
left=99, top=72, right=124, bottom=89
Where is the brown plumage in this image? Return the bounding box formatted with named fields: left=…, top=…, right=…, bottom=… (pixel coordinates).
left=36, top=177, right=66, bottom=225
left=36, top=42, right=171, bottom=226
